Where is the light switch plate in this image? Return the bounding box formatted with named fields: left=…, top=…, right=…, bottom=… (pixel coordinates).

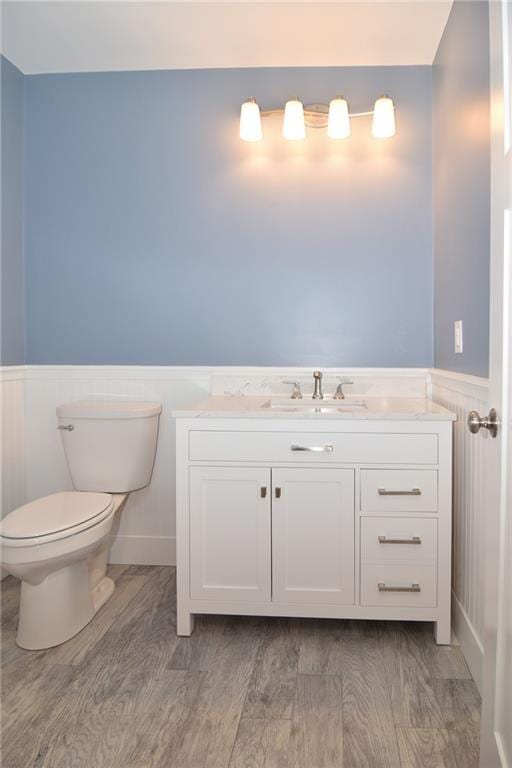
left=454, top=321, right=463, bottom=354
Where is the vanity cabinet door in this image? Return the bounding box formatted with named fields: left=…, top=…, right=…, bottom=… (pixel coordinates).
left=189, top=467, right=271, bottom=601
left=272, top=468, right=355, bottom=604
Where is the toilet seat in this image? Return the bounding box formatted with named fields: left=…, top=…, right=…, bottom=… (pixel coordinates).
left=0, top=492, right=114, bottom=546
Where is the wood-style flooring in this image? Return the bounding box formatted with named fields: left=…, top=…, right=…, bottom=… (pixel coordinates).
left=1, top=566, right=481, bottom=767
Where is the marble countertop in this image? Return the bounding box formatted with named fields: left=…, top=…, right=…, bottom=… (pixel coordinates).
left=172, top=396, right=457, bottom=421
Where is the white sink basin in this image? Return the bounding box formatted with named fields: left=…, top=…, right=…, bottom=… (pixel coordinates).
left=265, top=398, right=366, bottom=412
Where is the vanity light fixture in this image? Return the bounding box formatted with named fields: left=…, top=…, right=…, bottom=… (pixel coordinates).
left=239, top=95, right=396, bottom=141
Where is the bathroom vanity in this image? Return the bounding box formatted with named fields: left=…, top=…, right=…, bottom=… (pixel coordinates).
left=173, top=394, right=455, bottom=644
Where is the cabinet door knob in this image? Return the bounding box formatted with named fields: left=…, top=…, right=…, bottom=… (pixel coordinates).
left=260, top=487, right=267, bottom=498
left=275, top=487, right=282, bottom=499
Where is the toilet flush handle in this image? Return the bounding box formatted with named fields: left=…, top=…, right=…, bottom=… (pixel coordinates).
left=57, top=424, right=74, bottom=431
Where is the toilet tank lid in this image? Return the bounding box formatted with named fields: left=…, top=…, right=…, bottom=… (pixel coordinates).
left=57, top=400, right=162, bottom=419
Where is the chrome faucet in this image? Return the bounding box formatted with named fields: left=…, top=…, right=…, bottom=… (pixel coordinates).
left=312, top=371, right=324, bottom=400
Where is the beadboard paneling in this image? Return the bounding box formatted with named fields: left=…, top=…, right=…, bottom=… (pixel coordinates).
left=1, top=367, right=26, bottom=518
left=429, top=368, right=489, bottom=691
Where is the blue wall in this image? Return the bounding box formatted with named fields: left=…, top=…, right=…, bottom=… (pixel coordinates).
left=24, top=66, right=433, bottom=366
left=1, top=56, right=24, bottom=365
left=433, top=1, right=490, bottom=377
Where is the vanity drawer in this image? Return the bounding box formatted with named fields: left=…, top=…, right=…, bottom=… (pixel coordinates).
left=189, top=431, right=438, bottom=464
left=361, top=517, right=437, bottom=562
left=360, top=470, right=438, bottom=513
left=361, top=563, right=437, bottom=607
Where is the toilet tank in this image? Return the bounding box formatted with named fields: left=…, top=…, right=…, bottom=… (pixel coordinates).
left=56, top=400, right=162, bottom=492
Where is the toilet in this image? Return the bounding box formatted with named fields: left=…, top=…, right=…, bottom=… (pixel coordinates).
left=0, top=399, right=162, bottom=650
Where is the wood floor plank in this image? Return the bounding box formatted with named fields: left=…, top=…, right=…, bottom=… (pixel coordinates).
left=287, top=674, right=343, bottom=768
left=108, top=565, right=176, bottom=634
left=0, top=576, right=21, bottom=629
left=445, top=722, right=480, bottom=768
left=58, top=607, right=179, bottom=721
left=405, top=622, right=472, bottom=680
left=168, top=614, right=265, bottom=673
left=1, top=663, right=78, bottom=767
left=341, top=621, right=401, bottom=768
left=397, top=727, right=460, bottom=768
left=377, top=622, right=446, bottom=729
left=106, top=563, right=130, bottom=581
left=297, top=618, right=343, bottom=676
left=107, top=670, right=192, bottom=768
left=38, top=713, right=139, bottom=768
left=242, top=619, right=299, bottom=721
left=432, top=679, right=481, bottom=728
left=229, top=718, right=291, bottom=768
left=156, top=658, right=256, bottom=767
left=1, top=627, right=29, bottom=667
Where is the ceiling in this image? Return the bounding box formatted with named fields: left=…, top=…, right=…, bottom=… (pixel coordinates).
left=1, top=1, right=453, bottom=75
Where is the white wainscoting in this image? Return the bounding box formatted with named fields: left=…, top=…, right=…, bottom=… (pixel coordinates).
left=1, top=367, right=26, bottom=519
left=2, top=365, right=428, bottom=569
left=428, top=368, right=489, bottom=692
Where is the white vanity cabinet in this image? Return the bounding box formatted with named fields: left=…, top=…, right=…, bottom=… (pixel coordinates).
left=175, top=409, right=454, bottom=644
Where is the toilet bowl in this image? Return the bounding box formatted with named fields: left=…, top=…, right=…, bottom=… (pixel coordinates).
left=0, top=399, right=161, bottom=650
left=0, top=491, right=127, bottom=649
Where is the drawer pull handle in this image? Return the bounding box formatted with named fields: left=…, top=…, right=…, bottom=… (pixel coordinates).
left=378, top=487, right=421, bottom=496
left=378, top=582, right=421, bottom=593
left=260, top=487, right=267, bottom=498
left=378, top=536, right=421, bottom=545
left=275, top=487, right=282, bottom=499
left=291, top=444, right=334, bottom=453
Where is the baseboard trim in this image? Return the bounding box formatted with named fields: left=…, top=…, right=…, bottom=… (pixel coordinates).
left=452, top=591, right=484, bottom=693
left=108, top=535, right=176, bottom=567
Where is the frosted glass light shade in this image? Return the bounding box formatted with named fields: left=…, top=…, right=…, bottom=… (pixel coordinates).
left=372, top=96, right=396, bottom=138
left=240, top=99, right=262, bottom=142
left=327, top=97, right=351, bottom=139
left=283, top=98, right=305, bottom=140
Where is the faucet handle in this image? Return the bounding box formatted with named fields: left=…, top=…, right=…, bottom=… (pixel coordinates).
left=333, top=377, right=354, bottom=400
left=283, top=380, right=303, bottom=400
